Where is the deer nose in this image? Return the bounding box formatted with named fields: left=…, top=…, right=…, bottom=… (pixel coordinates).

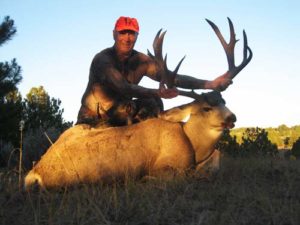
left=223, top=113, right=237, bottom=129
left=226, top=113, right=237, bottom=123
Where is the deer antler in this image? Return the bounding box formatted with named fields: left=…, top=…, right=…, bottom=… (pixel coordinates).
left=206, top=17, right=253, bottom=79
left=148, top=18, right=252, bottom=101
left=147, top=29, right=166, bottom=61
left=148, top=29, right=185, bottom=89
left=148, top=30, right=204, bottom=100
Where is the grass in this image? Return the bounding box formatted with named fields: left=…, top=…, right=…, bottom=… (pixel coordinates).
left=0, top=156, right=299, bottom=225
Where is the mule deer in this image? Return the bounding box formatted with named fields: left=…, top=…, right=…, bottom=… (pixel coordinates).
left=25, top=18, right=252, bottom=190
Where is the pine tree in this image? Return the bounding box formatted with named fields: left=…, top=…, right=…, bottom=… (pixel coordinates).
left=23, top=86, right=72, bottom=131
left=20, top=86, right=72, bottom=168
left=0, top=16, right=17, bottom=46
left=0, top=16, right=22, bottom=145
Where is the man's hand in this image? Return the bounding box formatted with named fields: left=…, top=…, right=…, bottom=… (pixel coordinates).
left=207, top=72, right=233, bottom=92
left=158, top=82, right=178, bottom=99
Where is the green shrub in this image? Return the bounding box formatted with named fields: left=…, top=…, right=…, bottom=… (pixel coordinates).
left=239, top=127, right=278, bottom=157
left=0, top=142, right=17, bottom=168
left=216, top=129, right=240, bottom=157
left=217, top=128, right=278, bottom=158
left=291, top=137, right=300, bottom=158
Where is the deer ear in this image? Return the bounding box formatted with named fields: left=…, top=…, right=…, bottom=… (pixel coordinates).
left=188, top=100, right=201, bottom=115
left=159, top=107, right=191, bottom=123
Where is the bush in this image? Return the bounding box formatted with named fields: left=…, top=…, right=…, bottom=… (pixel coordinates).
left=217, top=128, right=278, bottom=158
left=0, top=142, right=18, bottom=168
left=22, top=127, right=62, bottom=170
left=239, top=128, right=278, bottom=157
left=216, top=129, right=240, bottom=157
left=0, top=126, right=68, bottom=170
left=291, top=137, right=300, bottom=158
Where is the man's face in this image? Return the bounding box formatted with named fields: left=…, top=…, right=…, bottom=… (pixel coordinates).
left=113, top=30, right=138, bottom=54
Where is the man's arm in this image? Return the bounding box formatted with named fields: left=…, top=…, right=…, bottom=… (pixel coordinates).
left=144, top=56, right=233, bottom=92
left=174, top=72, right=233, bottom=92
left=104, top=66, right=177, bottom=99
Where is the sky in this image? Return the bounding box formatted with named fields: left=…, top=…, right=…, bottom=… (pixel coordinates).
left=1, top=0, right=300, bottom=128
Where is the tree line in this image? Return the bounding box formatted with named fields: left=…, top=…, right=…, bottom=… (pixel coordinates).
left=218, top=127, right=300, bottom=159
left=231, top=125, right=300, bottom=149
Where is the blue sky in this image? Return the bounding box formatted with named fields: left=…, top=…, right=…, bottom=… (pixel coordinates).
left=1, top=0, right=299, bottom=127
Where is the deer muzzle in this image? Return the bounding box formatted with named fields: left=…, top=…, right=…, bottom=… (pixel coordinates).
left=222, top=113, right=237, bottom=129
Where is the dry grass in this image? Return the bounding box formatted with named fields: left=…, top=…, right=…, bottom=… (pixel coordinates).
left=0, top=156, right=299, bottom=225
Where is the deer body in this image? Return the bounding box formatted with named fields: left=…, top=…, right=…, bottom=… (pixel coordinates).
left=25, top=92, right=235, bottom=189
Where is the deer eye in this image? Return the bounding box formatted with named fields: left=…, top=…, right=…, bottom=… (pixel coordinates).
left=203, top=107, right=212, bottom=112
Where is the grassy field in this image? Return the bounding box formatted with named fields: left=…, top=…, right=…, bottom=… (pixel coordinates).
left=0, top=156, right=299, bottom=225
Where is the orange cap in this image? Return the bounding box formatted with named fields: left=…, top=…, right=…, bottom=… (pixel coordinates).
left=114, top=16, right=139, bottom=33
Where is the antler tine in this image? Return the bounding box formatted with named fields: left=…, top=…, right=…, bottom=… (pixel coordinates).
left=227, top=17, right=237, bottom=70
left=163, top=55, right=186, bottom=88
left=153, top=29, right=167, bottom=61
left=173, top=55, right=186, bottom=75
left=149, top=29, right=186, bottom=89
left=205, top=18, right=228, bottom=52
left=206, top=17, right=252, bottom=79
left=147, top=29, right=165, bottom=59
left=241, top=30, right=253, bottom=70
left=147, top=49, right=154, bottom=59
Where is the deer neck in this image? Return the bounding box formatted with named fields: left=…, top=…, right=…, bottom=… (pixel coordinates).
left=183, top=117, right=222, bottom=164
